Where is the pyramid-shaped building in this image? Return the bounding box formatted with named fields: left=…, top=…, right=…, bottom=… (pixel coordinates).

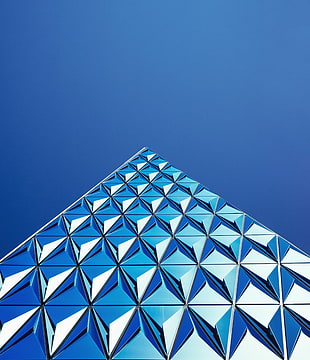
left=0, top=147, right=309, bottom=360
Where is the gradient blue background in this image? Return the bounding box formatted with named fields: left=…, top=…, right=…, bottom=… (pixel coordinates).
left=0, top=1, right=309, bottom=258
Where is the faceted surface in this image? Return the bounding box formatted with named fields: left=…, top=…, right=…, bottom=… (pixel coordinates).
left=0, top=147, right=309, bottom=360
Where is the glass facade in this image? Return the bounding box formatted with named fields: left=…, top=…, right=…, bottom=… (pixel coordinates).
left=0, top=147, right=309, bottom=359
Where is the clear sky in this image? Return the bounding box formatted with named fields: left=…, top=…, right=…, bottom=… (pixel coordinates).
left=0, top=1, right=309, bottom=258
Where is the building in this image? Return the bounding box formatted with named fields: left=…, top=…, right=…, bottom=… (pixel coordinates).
left=0, top=147, right=309, bottom=359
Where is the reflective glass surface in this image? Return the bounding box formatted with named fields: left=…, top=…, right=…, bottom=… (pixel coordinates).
left=0, top=147, right=309, bottom=359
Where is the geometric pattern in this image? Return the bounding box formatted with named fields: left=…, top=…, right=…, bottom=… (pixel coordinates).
left=0, top=147, right=309, bottom=360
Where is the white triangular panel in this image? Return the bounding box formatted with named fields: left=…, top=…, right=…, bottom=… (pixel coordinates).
left=137, top=267, right=156, bottom=300
left=290, top=332, right=310, bottom=360
left=69, top=215, right=90, bottom=233
left=39, top=238, right=66, bottom=262
left=242, top=249, right=276, bottom=264
left=0, top=267, right=34, bottom=299
left=243, top=264, right=277, bottom=281
left=245, top=224, right=274, bottom=236
left=237, top=284, right=278, bottom=305
left=0, top=307, right=38, bottom=349
left=284, top=263, right=310, bottom=279
left=78, top=238, right=101, bottom=262
left=109, top=308, right=135, bottom=353
left=92, top=198, right=109, bottom=212
left=237, top=304, right=279, bottom=327
left=230, top=330, right=279, bottom=360
left=44, top=268, right=75, bottom=301
left=91, top=267, right=115, bottom=301
left=285, top=283, right=310, bottom=304
left=51, top=308, right=86, bottom=354
left=282, top=248, right=310, bottom=263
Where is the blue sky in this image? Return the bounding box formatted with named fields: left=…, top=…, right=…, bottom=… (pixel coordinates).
left=0, top=0, right=309, bottom=257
